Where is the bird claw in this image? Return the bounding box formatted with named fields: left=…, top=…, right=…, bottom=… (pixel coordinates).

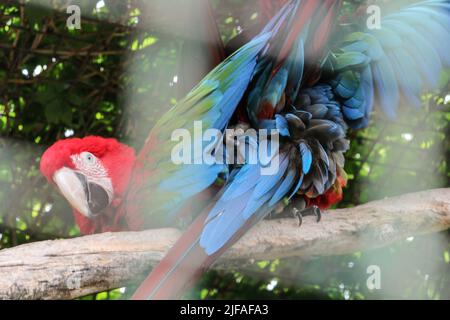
left=292, top=208, right=303, bottom=227
left=311, top=206, right=322, bottom=223
left=292, top=206, right=321, bottom=228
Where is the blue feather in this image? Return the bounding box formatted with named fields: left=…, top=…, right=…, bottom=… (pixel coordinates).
left=388, top=49, right=422, bottom=108
left=221, top=165, right=260, bottom=202
left=414, top=19, right=450, bottom=65
left=253, top=152, right=289, bottom=200
left=275, top=115, right=290, bottom=137
left=333, top=71, right=359, bottom=99
left=343, top=106, right=364, bottom=121
left=207, top=32, right=272, bottom=130
left=200, top=153, right=290, bottom=255
left=382, top=20, right=439, bottom=88
left=299, top=142, right=312, bottom=174
left=288, top=173, right=304, bottom=200
left=201, top=188, right=253, bottom=255
left=372, top=56, right=399, bottom=119
left=287, top=38, right=305, bottom=102
left=334, top=0, right=449, bottom=125
left=159, top=164, right=224, bottom=197
left=361, top=65, right=374, bottom=120
left=269, top=169, right=296, bottom=206
left=260, top=67, right=289, bottom=111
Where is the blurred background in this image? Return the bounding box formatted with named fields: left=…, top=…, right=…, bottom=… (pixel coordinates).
left=0, top=0, right=449, bottom=299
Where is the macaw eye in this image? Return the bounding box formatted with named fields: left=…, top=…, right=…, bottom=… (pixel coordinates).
left=80, top=152, right=96, bottom=165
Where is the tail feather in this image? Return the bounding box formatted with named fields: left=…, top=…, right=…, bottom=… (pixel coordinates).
left=131, top=211, right=212, bottom=300
left=131, top=155, right=290, bottom=299
left=131, top=206, right=269, bottom=300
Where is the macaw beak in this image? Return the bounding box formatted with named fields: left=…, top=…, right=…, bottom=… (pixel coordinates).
left=53, top=167, right=111, bottom=218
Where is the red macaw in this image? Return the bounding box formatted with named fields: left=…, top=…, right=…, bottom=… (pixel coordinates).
left=40, top=0, right=450, bottom=299
left=41, top=0, right=225, bottom=235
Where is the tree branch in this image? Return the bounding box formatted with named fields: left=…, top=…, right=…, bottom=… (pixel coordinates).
left=1, top=188, right=449, bottom=299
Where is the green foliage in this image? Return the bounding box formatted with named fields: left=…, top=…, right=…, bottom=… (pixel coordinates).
left=0, top=0, right=448, bottom=300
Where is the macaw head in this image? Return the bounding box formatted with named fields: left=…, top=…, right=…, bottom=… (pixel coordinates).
left=40, top=136, right=136, bottom=233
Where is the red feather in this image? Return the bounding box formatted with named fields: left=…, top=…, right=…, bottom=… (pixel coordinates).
left=306, top=169, right=348, bottom=210
left=40, top=136, right=137, bottom=234
left=275, top=0, right=342, bottom=73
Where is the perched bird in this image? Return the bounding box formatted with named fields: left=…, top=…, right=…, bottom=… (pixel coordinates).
left=40, top=0, right=450, bottom=299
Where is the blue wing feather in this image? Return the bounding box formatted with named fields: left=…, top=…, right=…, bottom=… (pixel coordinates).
left=372, top=57, right=399, bottom=119
left=332, top=0, right=450, bottom=127
left=299, top=142, right=312, bottom=174
left=200, top=152, right=292, bottom=255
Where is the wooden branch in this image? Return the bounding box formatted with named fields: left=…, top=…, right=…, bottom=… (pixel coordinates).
left=1, top=188, right=449, bottom=300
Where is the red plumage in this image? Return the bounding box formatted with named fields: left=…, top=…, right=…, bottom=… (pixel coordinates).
left=306, top=169, right=348, bottom=210
left=40, top=136, right=137, bottom=234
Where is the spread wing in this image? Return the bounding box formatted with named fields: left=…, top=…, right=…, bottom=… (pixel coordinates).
left=329, top=0, right=450, bottom=129
left=124, top=4, right=294, bottom=225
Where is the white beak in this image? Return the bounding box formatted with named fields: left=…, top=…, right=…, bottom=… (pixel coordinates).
left=53, top=167, right=90, bottom=217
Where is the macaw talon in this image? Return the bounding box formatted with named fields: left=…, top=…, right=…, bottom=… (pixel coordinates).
left=313, top=206, right=322, bottom=223
left=302, top=205, right=321, bottom=223
left=292, top=207, right=303, bottom=227
left=292, top=205, right=321, bottom=227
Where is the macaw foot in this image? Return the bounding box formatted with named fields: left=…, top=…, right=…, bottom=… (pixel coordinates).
left=292, top=206, right=321, bottom=227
